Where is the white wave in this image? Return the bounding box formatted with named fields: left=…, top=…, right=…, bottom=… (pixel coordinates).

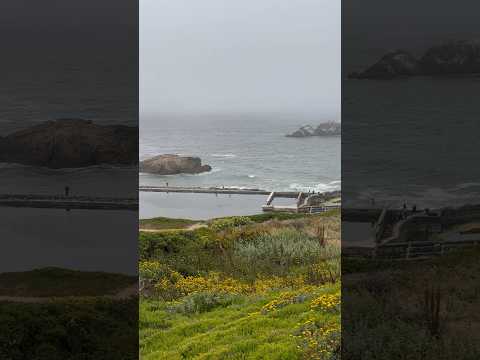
left=197, top=167, right=222, bottom=176
left=451, top=182, right=480, bottom=191
left=289, top=180, right=341, bottom=193
left=353, top=184, right=480, bottom=209
left=211, top=153, right=237, bottom=158
left=248, top=174, right=256, bottom=178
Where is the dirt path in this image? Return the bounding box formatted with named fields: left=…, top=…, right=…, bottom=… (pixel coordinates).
left=0, top=283, right=139, bottom=303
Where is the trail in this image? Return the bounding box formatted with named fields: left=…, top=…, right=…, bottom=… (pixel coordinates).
left=0, top=283, right=139, bottom=303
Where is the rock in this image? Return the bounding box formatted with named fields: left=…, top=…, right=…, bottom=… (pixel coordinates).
left=0, top=119, right=137, bottom=168
left=286, top=125, right=315, bottom=137
left=350, top=50, right=420, bottom=79
left=351, top=40, right=480, bottom=79
left=420, top=40, right=480, bottom=75
left=313, top=122, right=341, bottom=136
left=287, top=123, right=340, bottom=137
left=140, top=154, right=212, bottom=175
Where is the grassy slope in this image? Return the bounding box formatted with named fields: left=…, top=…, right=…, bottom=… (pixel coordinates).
left=140, top=217, right=201, bottom=230
left=141, top=283, right=339, bottom=360
left=140, top=212, right=341, bottom=359
left=139, top=210, right=340, bottom=231
left=0, top=267, right=136, bottom=297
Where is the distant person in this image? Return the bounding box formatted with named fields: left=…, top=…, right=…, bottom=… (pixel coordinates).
left=403, top=202, right=407, bottom=210
left=412, top=205, right=417, bottom=213
left=64, top=186, right=70, bottom=197
left=166, top=182, right=169, bottom=187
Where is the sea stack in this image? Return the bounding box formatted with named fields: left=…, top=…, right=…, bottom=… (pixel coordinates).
left=140, top=154, right=212, bottom=175
left=0, top=119, right=138, bottom=168
left=349, top=40, right=480, bottom=79
left=286, top=123, right=341, bottom=137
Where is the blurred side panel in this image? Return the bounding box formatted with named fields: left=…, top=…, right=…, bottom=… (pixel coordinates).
left=0, top=1, right=138, bottom=358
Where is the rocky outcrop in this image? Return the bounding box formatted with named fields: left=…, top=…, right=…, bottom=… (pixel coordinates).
left=286, top=123, right=340, bottom=137
left=349, top=50, right=420, bottom=79
left=140, top=154, right=212, bottom=175
left=420, top=40, right=480, bottom=75
left=0, top=119, right=137, bottom=168
left=349, top=40, right=480, bottom=79
left=313, top=122, right=341, bottom=136
left=286, top=125, right=316, bottom=137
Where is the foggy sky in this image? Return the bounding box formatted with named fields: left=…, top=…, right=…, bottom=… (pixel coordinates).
left=140, top=0, right=340, bottom=118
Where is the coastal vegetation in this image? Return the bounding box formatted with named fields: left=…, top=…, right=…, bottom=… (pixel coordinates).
left=139, top=210, right=341, bottom=359
left=343, top=248, right=480, bottom=359
left=0, top=268, right=138, bottom=359
left=0, top=298, right=138, bottom=360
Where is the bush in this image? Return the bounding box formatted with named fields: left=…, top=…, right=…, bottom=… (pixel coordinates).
left=139, top=261, right=182, bottom=299
left=210, top=216, right=253, bottom=232
left=234, top=229, right=337, bottom=274
left=306, top=259, right=341, bottom=285
left=168, top=292, right=241, bottom=314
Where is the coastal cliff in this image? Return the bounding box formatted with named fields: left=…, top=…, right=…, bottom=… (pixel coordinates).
left=140, top=154, right=212, bottom=175
left=0, top=119, right=137, bottom=168
left=349, top=40, right=480, bottom=79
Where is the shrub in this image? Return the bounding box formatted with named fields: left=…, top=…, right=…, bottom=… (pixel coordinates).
left=168, top=291, right=242, bottom=314
left=174, top=272, right=250, bottom=296
left=210, top=216, right=253, bottom=232
left=306, top=260, right=341, bottom=285
left=139, top=231, right=198, bottom=260
left=139, top=261, right=182, bottom=299
left=234, top=229, right=336, bottom=274
left=296, top=318, right=341, bottom=360
left=260, top=290, right=309, bottom=314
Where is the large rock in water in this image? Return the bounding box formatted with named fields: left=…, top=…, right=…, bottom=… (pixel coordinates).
left=349, top=50, right=420, bottom=79
left=140, top=154, right=212, bottom=175
left=350, top=40, right=480, bottom=79
left=0, top=119, right=137, bottom=168
left=420, top=40, right=480, bottom=75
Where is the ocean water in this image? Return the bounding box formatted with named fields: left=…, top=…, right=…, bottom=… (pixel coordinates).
left=0, top=53, right=138, bottom=273
left=140, top=113, right=341, bottom=193
left=1, top=207, right=138, bottom=274
left=343, top=76, right=480, bottom=209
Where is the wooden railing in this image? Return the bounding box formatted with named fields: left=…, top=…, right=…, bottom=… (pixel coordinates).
left=376, top=238, right=480, bottom=259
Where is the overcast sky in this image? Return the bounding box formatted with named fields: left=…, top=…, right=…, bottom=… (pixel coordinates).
left=140, top=0, right=340, bottom=118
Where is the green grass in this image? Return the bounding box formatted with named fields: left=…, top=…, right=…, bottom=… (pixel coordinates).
left=140, top=213, right=341, bottom=359
left=140, top=216, right=201, bottom=230
left=213, top=209, right=340, bottom=224
left=140, top=283, right=339, bottom=360
left=0, top=267, right=136, bottom=297
left=139, top=209, right=340, bottom=231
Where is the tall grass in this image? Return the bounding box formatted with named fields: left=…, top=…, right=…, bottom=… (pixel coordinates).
left=234, top=227, right=340, bottom=276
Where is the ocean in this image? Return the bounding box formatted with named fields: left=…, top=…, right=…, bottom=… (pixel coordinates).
left=139, top=113, right=340, bottom=219
left=343, top=76, right=480, bottom=210
left=140, top=113, right=341, bottom=193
